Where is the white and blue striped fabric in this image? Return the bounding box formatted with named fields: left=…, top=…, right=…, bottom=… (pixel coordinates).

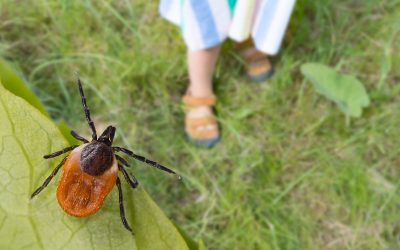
left=159, top=0, right=296, bottom=55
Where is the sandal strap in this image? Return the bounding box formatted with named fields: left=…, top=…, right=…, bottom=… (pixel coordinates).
left=234, top=38, right=253, bottom=50
left=182, top=95, right=216, bottom=106
left=242, top=50, right=267, bottom=62
left=246, top=59, right=272, bottom=75
left=186, top=116, right=217, bottom=126
left=186, top=117, right=218, bottom=139
left=187, top=126, right=219, bottom=139
left=183, top=94, right=219, bottom=140
left=235, top=39, right=268, bottom=63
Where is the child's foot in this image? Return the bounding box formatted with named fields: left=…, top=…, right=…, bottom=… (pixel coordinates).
left=243, top=48, right=274, bottom=81
left=183, top=93, right=220, bottom=148
left=236, top=40, right=274, bottom=81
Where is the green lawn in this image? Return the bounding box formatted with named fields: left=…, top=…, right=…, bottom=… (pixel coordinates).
left=1, top=0, right=399, bottom=249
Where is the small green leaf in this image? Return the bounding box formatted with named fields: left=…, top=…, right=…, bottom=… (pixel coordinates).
left=301, top=63, right=370, bottom=117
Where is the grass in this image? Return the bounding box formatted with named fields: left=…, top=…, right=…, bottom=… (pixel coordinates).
left=1, top=0, right=400, bottom=249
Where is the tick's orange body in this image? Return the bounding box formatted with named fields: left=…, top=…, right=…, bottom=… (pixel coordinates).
left=56, top=144, right=118, bottom=217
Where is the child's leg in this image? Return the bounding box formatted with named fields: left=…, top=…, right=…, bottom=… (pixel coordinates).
left=184, top=45, right=221, bottom=147
left=187, top=45, right=221, bottom=96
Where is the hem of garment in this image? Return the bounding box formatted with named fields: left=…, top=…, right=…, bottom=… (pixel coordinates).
left=160, top=6, right=224, bottom=51
left=160, top=13, right=279, bottom=54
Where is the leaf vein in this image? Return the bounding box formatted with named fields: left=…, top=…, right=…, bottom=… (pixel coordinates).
left=0, top=95, right=45, bottom=250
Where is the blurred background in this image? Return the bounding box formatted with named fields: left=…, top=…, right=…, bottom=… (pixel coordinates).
left=1, top=0, right=399, bottom=249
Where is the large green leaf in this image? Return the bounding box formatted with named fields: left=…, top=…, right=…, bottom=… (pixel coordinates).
left=0, top=83, right=136, bottom=249
left=301, top=63, right=370, bottom=117
left=0, top=83, right=191, bottom=250
left=0, top=58, right=48, bottom=116
left=0, top=58, right=77, bottom=144
left=174, top=223, right=205, bottom=250
left=130, top=187, right=190, bottom=250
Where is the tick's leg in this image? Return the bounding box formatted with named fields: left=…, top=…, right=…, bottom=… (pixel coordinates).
left=113, top=146, right=181, bottom=179
left=116, top=177, right=133, bottom=233
left=116, top=155, right=139, bottom=188
left=118, top=164, right=139, bottom=189
left=43, top=145, right=78, bottom=159
left=77, top=77, right=97, bottom=140
left=31, top=156, right=68, bottom=199
left=115, top=155, right=130, bottom=168
left=70, top=130, right=89, bottom=143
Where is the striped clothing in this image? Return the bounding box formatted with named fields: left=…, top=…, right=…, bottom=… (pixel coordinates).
left=159, top=0, right=296, bottom=55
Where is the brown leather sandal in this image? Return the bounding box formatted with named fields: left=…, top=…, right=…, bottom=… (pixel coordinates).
left=182, top=94, right=220, bottom=148
left=236, top=39, right=274, bottom=81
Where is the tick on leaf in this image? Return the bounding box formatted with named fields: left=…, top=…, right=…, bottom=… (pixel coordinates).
left=31, top=77, right=180, bottom=233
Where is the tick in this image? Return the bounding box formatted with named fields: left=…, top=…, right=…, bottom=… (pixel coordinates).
left=31, top=77, right=180, bottom=232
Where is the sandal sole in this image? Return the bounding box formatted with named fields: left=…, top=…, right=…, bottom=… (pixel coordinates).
left=186, top=134, right=220, bottom=148
left=247, top=67, right=274, bottom=82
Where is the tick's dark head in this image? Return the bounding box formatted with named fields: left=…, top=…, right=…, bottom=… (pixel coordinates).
left=97, top=126, right=116, bottom=146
